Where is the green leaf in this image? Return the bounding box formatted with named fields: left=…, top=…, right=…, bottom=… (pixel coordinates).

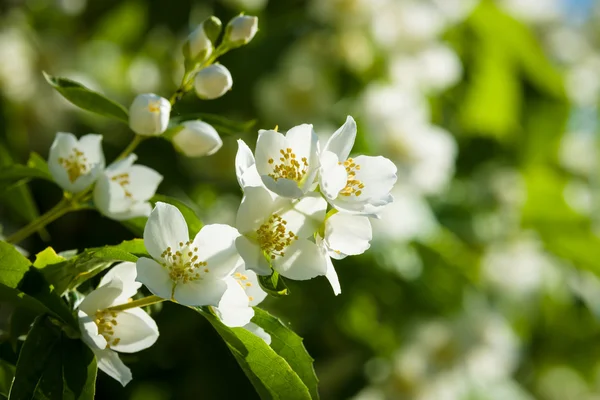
left=43, top=72, right=129, bottom=123
left=0, top=359, right=15, bottom=397
left=258, top=271, right=289, bottom=297
left=8, top=316, right=61, bottom=400
left=252, top=309, right=319, bottom=399
left=121, top=217, right=147, bottom=237
left=40, top=241, right=143, bottom=296
left=34, top=247, right=66, bottom=269
left=198, top=309, right=311, bottom=400
left=151, top=194, right=203, bottom=237
left=0, top=241, right=32, bottom=288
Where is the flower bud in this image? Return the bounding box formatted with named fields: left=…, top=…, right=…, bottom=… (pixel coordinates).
left=172, top=120, right=223, bottom=157
left=194, top=64, right=233, bottom=100
left=183, top=17, right=221, bottom=64
left=128, top=94, right=171, bottom=136
left=224, top=15, right=258, bottom=47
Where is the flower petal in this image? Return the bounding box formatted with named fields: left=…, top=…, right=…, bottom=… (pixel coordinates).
left=213, top=276, right=254, bottom=327
left=235, top=236, right=271, bottom=275
left=173, top=278, right=228, bottom=306
left=236, top=186, right=276, bottom=234
left=110, top=308, right=159, bottom=353
left=235, top=139, right=256, bottom=188
left=324, top=116, right=357, bottom=161
left=325, top=213, right=372, bottom=257
left=93, top=348, right=132, bottom=386
left=352, top=155, right=397, bottom=201
left=78, top=310, right=107, bottom=350
left=285, top=124, right=314, bottom=164
left=144, top=202, right=189, bottom=261
left=100, top=261, right=141, bottom=302
left=319, top=151, right=347, bottom=200
left=126, top=165, right=163, bottom=201
left=238, top=267, right=267, bottom=306
left=78, top=280, right=123, bottom=315
left=255, top=129, right=286, bottom=178
left=192, top=224, right=242, bottom=278
left=272, top=239, right=327, bottom=280
left=135, top=257, right=173, bottom=300
left=280, top=192, right=327, bottom=239
left=325, top=255, right=341, bottom=296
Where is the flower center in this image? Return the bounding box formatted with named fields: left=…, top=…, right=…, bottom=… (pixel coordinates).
left=161, top=240, right=209, bottom=284
left=148, top=100, right=161, bottom=113
left=339, top=158, right=364, bottom=197
left=267, top=148, right=309, bottom=182
left=95, top=309, right=121, bottom=348
left=256, top=213, right=298, bottom=259
left=58, top=147, right=91, bottom=183
left=233, top=272, right=255, bottom=302
left=111, top=172, right=133, bottom=198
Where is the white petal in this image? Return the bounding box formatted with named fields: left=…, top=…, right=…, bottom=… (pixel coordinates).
left=129, top=94, right=171, bottom=136
left=235, top=236, right=271, bottom=275
left=105, top=154, right=137, bottom=174
left=194, top=64, right=233, bottom=100
left=255, top=129, right=286, bottom=178
left=126, top=165, right=163, bottom=201
left=143, top=202, right=189, bottom=261
left=78, top=280, right=123, bottom=316
left=135, top=257, right=173, bottom=300
left=285, top=124, right=314, bottom=164
left=279, top=192, right=327, bottom=239
left=272, top=239, right=327, bottom=280
left=236, top=186, right=276, bottom=234
left=352, top=155, right=397, bottom=201
left=192, top=224, right=242, bottom=278
left=94, top=348, right=132, bottom=387
left=110, top=308, right=159, bottom=353
left=235, top=139, right=255, bottom=188
left=78, top=134, right=105, bottom=165
left=324, top=116, right=357, bottom=161
left=213, top=276, right=254, bottom=327
left=92, top=174, right=114, bottom=217
left=238, top=268, right=267, bottom=306
left=48, top=132, right=77, bottom=192
left=173, top=278, right=228, bottom=306
left=325, top=213, right=372, bottom=256
left=173, top=120, right=223, bottom=157
left=78, top=310, right=108, bottom=350
left=243, top=322, right=271, bottom=345
left=100, top=261, right=141, bottom=302
left=324, top=255, right=341, bottom=296
left=319, top=151, right=347, bottom=200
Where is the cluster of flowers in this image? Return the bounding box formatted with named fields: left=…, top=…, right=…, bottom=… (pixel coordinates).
left=39, top=14, right=397, bottom=387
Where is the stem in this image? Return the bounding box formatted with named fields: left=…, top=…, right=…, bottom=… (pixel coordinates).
left=7, top=197, right=74, bottom=244
left=106, top=295, right=165, bottom=312
left=115, top=134, right=144, bottom=161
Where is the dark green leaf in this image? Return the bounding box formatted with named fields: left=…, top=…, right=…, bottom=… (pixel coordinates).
left=198, top=309, right=311, bottom=400
left=151, top=194, right=202, bottom=237
left=43, top=72, right=129, bottom=123
left=8, top=316, right=61, bottom=400
left=0, top=359, right=15, bottom=397
left=258, top=271, right=289, bottom=297
left=0, top=241, right=32, bottom=288
left=252, top=308, right=319, bottom=399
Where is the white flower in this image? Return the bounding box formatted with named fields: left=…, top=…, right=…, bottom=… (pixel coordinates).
left=93, top=154, right=163, bottom=221
left=317, top=212, right=372, bottom=295
left=213, top=265, right=267, bottom=327
left=48, top=132, right=105, bottom=193
left=194, top=64, right=233, bottom=100
left=254, top=124, right=320, bottom=198
left=172, top=120, right=223, bottom=157
left=128, top=93, right=171, bottom=136
left=235, top=185, right=327, bottom=279
left=319, top=116, right=397, bottom=216
left=136, top=202, right=242, bottom=306
left=77, top=262, right=158, bottom=386
left=225, top=15, right=259, bottom=46
left=235, top=139, right=265, bottom=190
left=184, top=22, right=213, bottom=63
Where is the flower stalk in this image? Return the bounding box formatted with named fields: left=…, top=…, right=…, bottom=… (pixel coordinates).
left=106, top=295, right=165, bottom=312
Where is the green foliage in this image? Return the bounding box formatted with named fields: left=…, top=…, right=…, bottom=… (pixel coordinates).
left=0, top=360, right=15, bottom=398
left=43, top=72, right=129, bottom=123
left=258, top=271, right=289, bottom=297
left=9, top=316, right=96, bottom=400
left=252, top=308, right=319, bottom=399
left=199, top=309, right=312, bottom=400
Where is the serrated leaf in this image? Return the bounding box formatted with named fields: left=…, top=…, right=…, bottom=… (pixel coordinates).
left=252, top=309, right=319, bottom=399
left=151, top=194, right=203, bottom=237
left=34, top=247, right=66, bottom=269
left=198, top=309, right=311, bottom=400
left=43, top=72, right=129, bottom=123
left=258, top=271, right=289, bottom=297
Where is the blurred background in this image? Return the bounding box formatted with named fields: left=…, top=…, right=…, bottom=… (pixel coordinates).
left=1, top=0, right=600, bottom=399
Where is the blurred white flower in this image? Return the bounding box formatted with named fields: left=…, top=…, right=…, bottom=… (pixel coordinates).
left=136, top=202, right=242, bottom=306
left=499, top=0, right=561, bottom=24
left=172, top=120, right=223, bottom=157
left=225, top=15, right=259, bottom=46
left=77, top=262, right=158, bottom=386
left=185, top=21, right=214, bottom=63
left=235, top=186, right=327, bottom=279
left=254, top=124, right=320, bottom=198
left=194, top=64, right=233, bottom=100
left=48, top=132, right=105, bottom=193
left=128, top=94, right=171, bottom=136
left=0, top=26, right=36, bottom=102
left=93, top=154, right=163, bottom=220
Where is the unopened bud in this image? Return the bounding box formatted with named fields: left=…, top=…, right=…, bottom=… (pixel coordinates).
left=194, top=64, right=233, bottom=100
left=129, top=93, right=171, bottom=136
left=183, top=17, right=222, bottom=64
left=224, top=15, right=258, bottom=48
left=172, top=120, right=223, bottom=157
